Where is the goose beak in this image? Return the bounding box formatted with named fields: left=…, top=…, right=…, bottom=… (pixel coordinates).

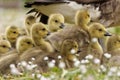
left=18, top=34, right=21, bottom=37
left=47, top=32, right=51, bottom=36
left=77, top=50, right=82, bottom=53
left=9, top=47, right=13, bottom=51
left=33, top=44, right=35, bottom=47
left=75, top=50, right=82, bottom=57
left=59, top=23, right=65, bottom=29
left=104, top=32, right=112, bottom=36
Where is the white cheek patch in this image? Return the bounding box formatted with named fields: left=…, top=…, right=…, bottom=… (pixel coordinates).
left=70, top=49, right=76, bottom=54
left=91, top=38, right=98, bottom=43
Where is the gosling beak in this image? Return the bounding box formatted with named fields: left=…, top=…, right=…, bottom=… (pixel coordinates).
left=18, top=34, right=21, bottom=37
left=47, top=32, right=51, bottom=36
left=9, top=47, right=13, bottom=51
left=77, top=50, right=82, bottom=53
left=33, top=44, right=35, bottom=47
left=59, top=23, right=65, bottom=29
left=75, top=50, right=82, bottom=56
left=104, top=32, right=112, bottom=36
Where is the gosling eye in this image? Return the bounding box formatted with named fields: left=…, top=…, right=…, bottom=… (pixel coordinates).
left=98, top=29, right=103, bottom=32
left=118, top=40, right=120, bottom=42
left=87, top=14, right=90, bottom=17
left=55, top=20, right=58, bottom=23
left=74, top=45, right=77, bottom=48
left=2, top=45, right=6, bottom=48
left=26, top=41, right=31, bottom=44
left=42, top=28, right=46, bottom=31
left=13, top=31, right=17, bottom=34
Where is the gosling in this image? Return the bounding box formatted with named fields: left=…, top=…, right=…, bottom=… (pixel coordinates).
left=5, top=25, right=20, bottom=48
left=25, top=15, right=36, bottom=35
left=106, top=34, right=120, bottom=55
left=60, top=39, right=79, bottom=62
left=31, top=22, right=54, bottom=53
left=0, top=40, right=11, bottom=55
left=75, top=10, right=90, bottom=31
left=85, top=22, right=111, bottom=59
left=101, top=35, right=120, bottom=65
left=48, top=13, right=65, bottom=32
left=16, top=36, right=34, bottom=53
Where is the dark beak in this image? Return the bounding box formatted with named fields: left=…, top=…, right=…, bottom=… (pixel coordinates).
left=75, top=50, right=82, bottom=57
left=77, top=50, right=82, bottom=53
left=104, top=32, right=112, bottom=36
left=47, top=32, right=51, bottom=36
left=18, top=33, right=21, bottom=37
left=33, top=44, right=35, bottom=47
left=59, top=23, right=65, bottom=29
left=9, top=47, right=13, bottom=51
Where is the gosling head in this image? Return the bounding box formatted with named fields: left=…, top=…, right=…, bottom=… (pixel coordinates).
left=5, top=25, right=20, bottom=44
left=16, top=36, right=34, bottom=53
left=25, top=15, right=36, bottom=34
left=31, top=23, right=50, bottom=38
left=48, top=13, right=65, bottom=32
left=107, top=35, right=120, bottom=51
left=61, top=39, right=79, bottom=56
left=89, top=23, right=111, bottom=38
left=0, top=40, right=11, bottom=53
left=75, top=10, right=90, bottom=26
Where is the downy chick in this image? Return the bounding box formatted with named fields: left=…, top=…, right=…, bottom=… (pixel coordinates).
left=60, top=39, right=79, bottom=62
left=31, top=22, right=54, bottom=53
left=102, top=35, right=120, bottom=65
left=5, top=25, right=20, bottom=48
left=16, top=36, right=34, bottom=53
left=86, top=22, right=111, bottom=59
left=25, top=15, right=36, bottom=35
left=75, top=10, right=90, bottom=31
left=77, top=23, right=111, bottom=60
left=0, top=40, right=11, bottom=55
left=48, top=13, right=65, bottom=32
left=106, top=34, right=120, bottom=54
